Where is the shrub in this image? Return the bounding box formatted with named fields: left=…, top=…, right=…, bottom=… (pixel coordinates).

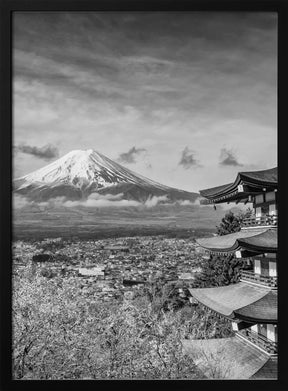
left=193, top=254, right=245, bottom=287
left=194, top=209, right=251, bottom=288
left=216, top=208, right=253, bottom=236
left=39, top=268, right=56, bottom=279
left=12, top=271, right=204, bottom=380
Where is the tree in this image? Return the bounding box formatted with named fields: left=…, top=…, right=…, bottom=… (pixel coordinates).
left=194, top=209, right=252, bottom=288
left=194, top=254, right=245, bottom=287
left=142, top=277, right=190, bottom=315
left=216, top=208, right=253, bottom=236
left=13, top=268, right=203, bottom=380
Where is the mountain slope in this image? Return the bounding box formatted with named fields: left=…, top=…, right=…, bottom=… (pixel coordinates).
left=14, top=149, right=199, bottom=203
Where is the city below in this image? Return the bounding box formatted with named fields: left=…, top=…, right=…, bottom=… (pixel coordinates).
left=13, top=235, right=206, bottom=303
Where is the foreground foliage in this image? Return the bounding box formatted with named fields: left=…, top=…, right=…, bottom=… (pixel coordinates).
left=13, top=265, right=233, bottom=380
left=13, top=270, right=180, bottom=379
left=194, top=209, right=252, bottom=288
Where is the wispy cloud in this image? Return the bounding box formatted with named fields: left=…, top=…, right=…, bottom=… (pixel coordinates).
left=13, top=194, right=31, bottom=209
left=64, top=193, right=140, bottom=208
left=13, top=12, right=277, bottom=190
left=16, top=143, right=59, bottom=160
left=144, top=195, right=168, bottom=207
left=178, top=147, right=200, bottom=169
left=219, top=148, right=243, bottom=167
left=117, top=146, right=147, bottom=164
left=14, top=193, right=176, bottom=209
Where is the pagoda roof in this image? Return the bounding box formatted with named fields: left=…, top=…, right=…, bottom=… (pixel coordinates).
left=196, top=228, right=277, bottom=254
left=250, top=357, right=278, bottom=379
left=235, top=290, right=277, bottom=323
left=237, top=229, right=277, bottom=253
left=199, top=167, right=277, bottom=204
left=189, top=282, right=277, bottom=322
left=182, top=336, right=275, bottom=379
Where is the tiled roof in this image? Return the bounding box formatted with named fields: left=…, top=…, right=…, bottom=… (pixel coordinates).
left=235, top=290, right=277, bottom=322
left=250, top=357, right=278, bottom=379
left=189, top=282, right=277, bottom=322
left=237, top=229, right=277, bottom=252
left=199, top=167, right=277, bottom=203
left=182, top=336, right=275, bottom=379
left=196, top=228, right=274, bottom=253
left=199, top=182, right=233, bottom=198
left=240, top=167, right=277, bottom=184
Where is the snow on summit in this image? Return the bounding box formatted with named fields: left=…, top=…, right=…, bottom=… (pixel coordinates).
left=16, top=149, right=168, bottom=191
left=14, top=149, right=199, bottom=203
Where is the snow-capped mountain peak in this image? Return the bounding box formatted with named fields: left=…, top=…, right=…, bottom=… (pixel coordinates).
left=16, top=149, right=167, bottom=190
left=14, top=149, right=199, bottom=203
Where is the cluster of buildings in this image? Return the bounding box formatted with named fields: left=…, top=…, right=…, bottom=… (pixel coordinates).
left=13, top=236, right=203, bottom=301
left=184, top=167, right=278, bottom=379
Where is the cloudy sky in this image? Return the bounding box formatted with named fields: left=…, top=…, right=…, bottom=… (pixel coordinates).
left=13, top=12, right=277, bottom=192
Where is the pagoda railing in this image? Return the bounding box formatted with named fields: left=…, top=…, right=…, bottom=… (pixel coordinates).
left=238, top=329, right=277, bottom=354
left=241, top=214, right=277, bottom=228
left=240, top=270, right=277, bottom=288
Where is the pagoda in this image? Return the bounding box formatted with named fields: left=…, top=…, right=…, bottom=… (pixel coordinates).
left=184, top=167, right=278, bottom=379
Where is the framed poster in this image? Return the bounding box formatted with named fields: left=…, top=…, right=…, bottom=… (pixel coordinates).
left=0, top=0, right=286, bottom=390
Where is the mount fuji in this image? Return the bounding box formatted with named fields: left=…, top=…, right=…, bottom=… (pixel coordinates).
left=14, top=149, right=199, bottom=203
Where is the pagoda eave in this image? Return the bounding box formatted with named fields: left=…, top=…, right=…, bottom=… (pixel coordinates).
left=182, top=336, right=277, bottom=379
left=189, top=282, right=277, bottom=323
left=199, top=167, right=277, bottom=204
left=196, top=228, right=276, bottom=254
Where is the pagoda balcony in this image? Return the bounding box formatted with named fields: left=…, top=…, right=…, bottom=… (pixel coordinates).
left=240, top=270, right=277, bottom=288
left=241, top=215, right=277, bottom=228
left=238, top=329, right=277, bottom=355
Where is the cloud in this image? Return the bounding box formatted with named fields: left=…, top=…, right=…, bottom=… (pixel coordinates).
left=117, top=146, right=147, bottom=164
left=13, top=192, right=181, bottom=210
left=178, top=199, right=194, bottom=206
left=16, top=143, right=59, bottom=160
left=38, top=197, right=67, bottom=209
left=219, top=148, right=243, bottom=167
left=64, top=193, right=171, bottom=208
left=63, top=192, right=141, bottom=208
left=144, top=195, right=169, bottom=208
left=13, top=195, right=68, bottom=210
left=177, top=198, right=214, bottom=207
left=89, top=193, right=124, bottom=201
left=13, top=194, right=31, bottom=209
left=13, top=13, right=276, bottom=187
left=64, top=198, right=140, bottom=208
left=178, top=147, right=200, bottom=169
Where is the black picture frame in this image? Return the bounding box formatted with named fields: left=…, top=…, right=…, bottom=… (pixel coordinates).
left=1, top=1, right=287, bottom=390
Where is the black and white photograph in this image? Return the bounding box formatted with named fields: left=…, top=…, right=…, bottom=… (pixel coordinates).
left=11, top=10, right=278, bottom=381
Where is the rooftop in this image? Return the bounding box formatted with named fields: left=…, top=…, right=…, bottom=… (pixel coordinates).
left=196, top=228, right=277, bottom=254
left=250, top=356, right=278, bottom=379
left=182, top=336, right=276, bottom=379
left=235, top=290, right=277, bottom=322
left=189, top=282, right=277, bottom=322
left=199, top=167, right=277, bottom=204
